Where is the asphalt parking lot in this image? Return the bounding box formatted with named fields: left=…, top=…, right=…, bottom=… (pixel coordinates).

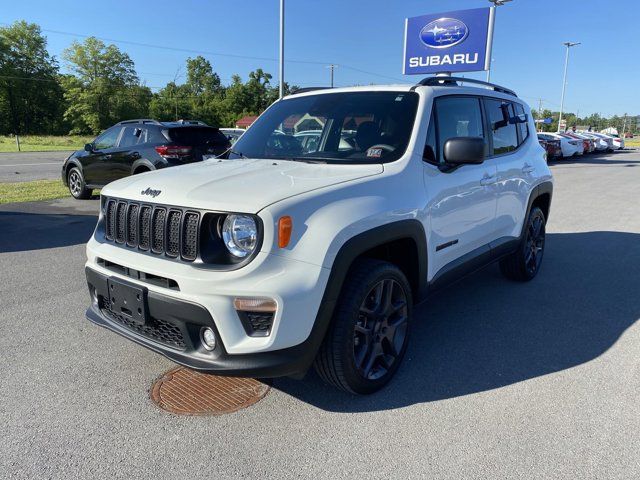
left=1, top=150, right=639, bottom=479
left=0, top=151, right=71, bottom=183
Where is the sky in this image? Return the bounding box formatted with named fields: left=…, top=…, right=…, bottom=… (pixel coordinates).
left=3, top=0, right=639, bottom=117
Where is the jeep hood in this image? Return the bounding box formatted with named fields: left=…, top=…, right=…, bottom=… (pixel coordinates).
left=100, top=158, right=383, bottom=213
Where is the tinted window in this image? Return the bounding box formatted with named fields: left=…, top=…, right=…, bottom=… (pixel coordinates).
left=94, top=127, right=121, bottom=150
left=434, top=96, right=484, bottom=163
left=230, top=91, right=419, bottom=164
left=168, top=127, right=230, bottom=147
left=119, top=126, right=147, bottom=147
left=486, top=99, right=518, bottom=155
left=514, top=103, right=529, bottom=143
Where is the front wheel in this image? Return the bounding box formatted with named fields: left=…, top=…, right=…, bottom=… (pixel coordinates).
left=500, top=206, right=546, bottom=281
left=314, top=259, right=412, bottom=394
left=67, top=167, right=92, bottom=200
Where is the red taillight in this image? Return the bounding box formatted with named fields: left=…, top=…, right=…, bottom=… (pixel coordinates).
left=155, top=145, right=192, bottom=158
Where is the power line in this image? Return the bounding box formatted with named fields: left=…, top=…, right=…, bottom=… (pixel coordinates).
left=0, top=22, right=405, bottom=83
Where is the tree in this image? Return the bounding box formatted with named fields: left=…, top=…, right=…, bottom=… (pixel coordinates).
left=62, top=37, right=150, bottom=133
left=0, top=21, right=65, bottom=135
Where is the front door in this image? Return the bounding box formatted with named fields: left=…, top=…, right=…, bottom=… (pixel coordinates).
left=422, top=96, right=498, bottom=280
left=83, top=126, right=123, bottom=186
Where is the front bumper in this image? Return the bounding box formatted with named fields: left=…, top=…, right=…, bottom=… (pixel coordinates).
left=85, top=266, right=321, bottom=377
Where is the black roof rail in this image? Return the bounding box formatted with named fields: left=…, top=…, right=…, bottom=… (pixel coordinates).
left=116, top=119, right=163, bottom=126
left=288, top=87, right=333, bottom=96
left=413, top=76, right=517, bottom=97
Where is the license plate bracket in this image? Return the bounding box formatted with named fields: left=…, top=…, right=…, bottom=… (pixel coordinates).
left=107, top=277, right=149, bottom=325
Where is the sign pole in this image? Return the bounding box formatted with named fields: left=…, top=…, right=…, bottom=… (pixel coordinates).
left=279, top=0, right=285, bottom=99
left=485, top=6, right=496, bottom=82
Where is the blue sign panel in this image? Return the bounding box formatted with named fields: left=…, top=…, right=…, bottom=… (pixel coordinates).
left=403, top=8, right=491, bottom=75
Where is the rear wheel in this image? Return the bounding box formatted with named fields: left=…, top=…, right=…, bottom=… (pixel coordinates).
left=67, top=167, right=92, bottom=200
left=500, top=206, right=546, bottom=281
left=314, top=259, right=412, bottom=394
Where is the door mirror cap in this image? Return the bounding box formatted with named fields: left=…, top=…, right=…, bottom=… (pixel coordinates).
left=84, top=143, right=94, bottom=152
left=443, top=137, right=485, bottom=165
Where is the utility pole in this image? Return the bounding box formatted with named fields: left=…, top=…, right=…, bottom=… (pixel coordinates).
left=486, top=0, right=512, bottom=83
left=621, top=113, right=628, bottom=137
left=558, top=41, right=580, bottom=132
left=326, top=64, right=337, bottom=88
left=279, top=0, right=285, bottom=99
left=537, top=98, right=543, bottom=132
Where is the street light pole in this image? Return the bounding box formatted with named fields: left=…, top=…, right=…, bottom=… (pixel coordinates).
left=558, top=41, right=580, bottom=132
left=279, top=0, right=285, bottom=99
left=486, top=0, right=512, bottom=83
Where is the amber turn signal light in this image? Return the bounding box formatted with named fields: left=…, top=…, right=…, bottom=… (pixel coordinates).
left=278, top=216, right=293, bottom=248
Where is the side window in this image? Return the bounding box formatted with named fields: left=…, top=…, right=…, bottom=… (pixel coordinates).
left=434, top=96, right=484, bottom=163
left=514, top=103, right=529, bottom=144
left=486, top=99, right=518, bottom=155
left=119, top=126, right=147, bottom=147
left=94, top=127, right=122, bottom=150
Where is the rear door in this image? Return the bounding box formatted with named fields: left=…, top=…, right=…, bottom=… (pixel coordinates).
left=82, top=126, right=123, bottom=185
left=111, top=126, right=146, bottom=179
left=424, top=95, right=498, bottom=279
left=486, top=98, right=532, bottom=240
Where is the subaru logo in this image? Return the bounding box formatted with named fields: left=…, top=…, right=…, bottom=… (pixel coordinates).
left=141, top=187, right=161, bottom=198
left=420, top=18, right=469, bottom=49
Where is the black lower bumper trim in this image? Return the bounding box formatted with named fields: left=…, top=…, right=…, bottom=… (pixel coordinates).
left=85, top=266, right=318, bottom=378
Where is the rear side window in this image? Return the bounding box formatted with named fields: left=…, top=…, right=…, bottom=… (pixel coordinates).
left=434, top=96, right=484, bottom=163
left=514, top=103, right=529, bottom=143
left=119, top=126, right=147, bottom=147
left=168, top=127, right=230, bottom=147
left=486, top=99, right=518, bottom=155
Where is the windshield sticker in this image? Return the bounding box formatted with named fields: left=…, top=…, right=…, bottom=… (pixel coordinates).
left=367, top=148, right=383, bottom=158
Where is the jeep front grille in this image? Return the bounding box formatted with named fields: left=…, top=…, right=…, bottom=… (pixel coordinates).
left=103, top=198, right=200, bottom=262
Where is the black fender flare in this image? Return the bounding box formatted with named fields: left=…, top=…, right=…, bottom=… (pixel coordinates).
left=62, top=158, right=83, bottom=186
left=523, top=181, right=553, bottom=236
left=291, top=219, right=428, bottom=376
left=131, top=158, right=155, bottom=175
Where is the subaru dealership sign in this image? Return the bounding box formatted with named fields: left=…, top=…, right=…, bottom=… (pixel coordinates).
left=403, top=8, right=493, bottom=75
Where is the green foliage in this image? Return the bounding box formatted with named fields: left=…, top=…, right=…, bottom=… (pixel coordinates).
left=0, top=21, right=65, bottom=135
left=61, top=37, right=151, bottom=134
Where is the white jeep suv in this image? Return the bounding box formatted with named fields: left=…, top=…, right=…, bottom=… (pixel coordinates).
left=85, top=77, right=553, bottom=394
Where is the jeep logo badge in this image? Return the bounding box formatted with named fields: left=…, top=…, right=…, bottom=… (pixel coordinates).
left=141, top=187, right=161, bottom=198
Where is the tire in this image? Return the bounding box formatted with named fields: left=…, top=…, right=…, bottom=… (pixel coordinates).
left=67, top=167, right=92, bottom=200
left=314, top=258, right=412, bottom=394
left=499, top=206, right=546, bottom=282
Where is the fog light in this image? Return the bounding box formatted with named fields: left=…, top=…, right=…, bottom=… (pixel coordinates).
left=201, top=327, right=216, bottom=351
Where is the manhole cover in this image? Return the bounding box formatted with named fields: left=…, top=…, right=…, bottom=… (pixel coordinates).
left=150, top=367, right=270, bottom=415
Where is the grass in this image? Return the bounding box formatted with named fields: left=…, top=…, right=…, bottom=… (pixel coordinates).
left=624, top=138, right=640, bottom=148
left=0, top=179, right=70, bottom=204
left=0, top=135, right=92, bottom=152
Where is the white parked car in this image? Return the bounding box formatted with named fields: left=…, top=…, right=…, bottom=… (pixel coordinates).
left=584, top=132, right=614, bottom=152
left=579, top=132, right=608, bottom=151
left=539, top=132, right=580, bottom=157
left=609, top=134, right=625, bottom=150
left=220, top=128, right=246, bottom=145
left=84, top=77, right=553, bottom=393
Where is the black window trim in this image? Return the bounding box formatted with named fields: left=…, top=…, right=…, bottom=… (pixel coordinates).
left=422, top=93, right=488, bottom=171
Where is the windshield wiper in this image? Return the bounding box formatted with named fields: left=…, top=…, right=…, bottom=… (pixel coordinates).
left=282, top=157, right=328, bottom=164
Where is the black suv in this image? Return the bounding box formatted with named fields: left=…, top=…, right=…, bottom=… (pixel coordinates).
left=62, top=119, right=231, bottom=199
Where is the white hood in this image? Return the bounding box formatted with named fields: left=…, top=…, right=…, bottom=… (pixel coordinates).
left=101, top=158, right=383, bottom=213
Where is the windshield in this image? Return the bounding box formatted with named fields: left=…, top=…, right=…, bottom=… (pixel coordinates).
left=229, top=91, right=419, bottom=163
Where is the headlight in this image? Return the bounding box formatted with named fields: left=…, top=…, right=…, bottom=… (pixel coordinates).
left=222, top=214, right=258, bottom=258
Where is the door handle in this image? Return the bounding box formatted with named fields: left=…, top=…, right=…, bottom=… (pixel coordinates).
left=480, top=174, right=496, bottom=186
left=522, top=163, right=535, bottom=174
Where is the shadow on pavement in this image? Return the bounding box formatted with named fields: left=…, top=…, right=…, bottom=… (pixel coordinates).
left=274, top=231, right=640, bottom=412
left=0, top=210, right=97, bottom=253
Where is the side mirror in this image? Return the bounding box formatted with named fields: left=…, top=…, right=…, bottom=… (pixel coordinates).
left=84, top=143, right=94, bottom=152
left=443, top=137, right=485, bottom=165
